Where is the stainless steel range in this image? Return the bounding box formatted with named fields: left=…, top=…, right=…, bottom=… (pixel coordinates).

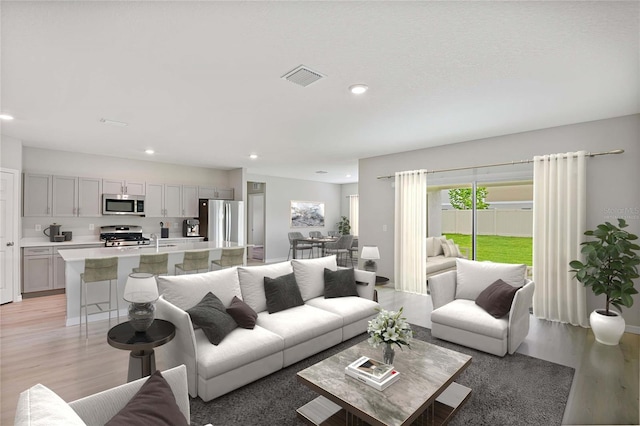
left=100, top=225, right=151, bottom=247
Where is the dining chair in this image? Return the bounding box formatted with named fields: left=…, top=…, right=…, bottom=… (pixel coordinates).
left=348, top=237, right=359, bottom=268
left=287, top=232, right=313, bottom=260
left=80, top=257, right=119, bottom=338
left=324, top=235, right=354, bottom=267
left=175, top=250, right=210, bottom=274
left=327, top=231, right=340, bottom=237
left=308, top=231, right=324, bottom=257
left=211, top=247, right=245, bottom=270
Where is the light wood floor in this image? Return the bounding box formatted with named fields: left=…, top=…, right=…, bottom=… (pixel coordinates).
left=1, top=288, right=638, bottom=425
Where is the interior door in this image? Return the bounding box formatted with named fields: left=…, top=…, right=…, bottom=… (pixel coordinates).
left=1, top=170, right=17, bottom=304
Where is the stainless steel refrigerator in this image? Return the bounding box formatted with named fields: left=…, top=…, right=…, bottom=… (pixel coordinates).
left=198, top=199, right=245, bottom=245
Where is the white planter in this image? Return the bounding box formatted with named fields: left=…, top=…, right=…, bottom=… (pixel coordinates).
left=589, top=309, right=625, bottom=345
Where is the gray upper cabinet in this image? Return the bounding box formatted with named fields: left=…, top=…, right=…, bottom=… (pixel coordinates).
left=145, top=183, right=198, bottom=218
left=164, top=184, right=182, bottom=217
left=103, top=179, right=145, bottom=195
left=25, top=174, right=103, bottom=218
left=198, top=186, right=234, bottom=200
left=145, top=183, right=165, bottom=217
left=23, top=174, right=53, bottom=217
left=52, top=176, right=78, bottom=217
left=182, top=185, right=198, bottom=217
left=77, top=177, right=103, bottom=217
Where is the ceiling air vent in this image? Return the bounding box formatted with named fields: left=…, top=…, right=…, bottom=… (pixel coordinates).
left=281, top=65, right=325, bottom=87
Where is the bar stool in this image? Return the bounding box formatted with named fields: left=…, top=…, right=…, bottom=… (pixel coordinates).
left=211, top=247, right=245, bottom=270
left=133, top=253, right=169, bottom=276
left=80, top=257, right=119, bottom=338
left=175, top=250, right=210, bottom=275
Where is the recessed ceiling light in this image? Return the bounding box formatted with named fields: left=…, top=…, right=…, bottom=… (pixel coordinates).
left=349, top=84, right=368, bottom=95
left=249, top=154, right=258, bottom=160
left=100, top=118, right=128, bottom=127
left=145, top=149, right=155, bottom=155
left=0, top=114, right=15, bottom=120
left=315, top=170, right=328, bottom=174
left=346, top=174, right=352, bottom=178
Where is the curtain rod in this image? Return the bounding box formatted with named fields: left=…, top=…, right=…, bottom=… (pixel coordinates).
left=375, top=149, right=624, bottom=180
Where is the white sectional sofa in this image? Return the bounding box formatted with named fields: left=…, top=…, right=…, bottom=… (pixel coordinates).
left=426, top=236, right=468, bottom=279
left=155, top=255, right=378, bottom=402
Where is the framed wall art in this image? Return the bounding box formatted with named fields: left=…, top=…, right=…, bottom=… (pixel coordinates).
left=290, top=200, right=325, bottom=227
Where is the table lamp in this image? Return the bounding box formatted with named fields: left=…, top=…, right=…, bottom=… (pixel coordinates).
left=123, top=272, right=159, bottom=332
left=361, top=246, right=380, bottom=273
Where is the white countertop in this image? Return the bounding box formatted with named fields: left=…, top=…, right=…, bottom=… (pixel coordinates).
left=57, top=240, right=240, bottom=261
left=20, top=236, right=204, bottom=248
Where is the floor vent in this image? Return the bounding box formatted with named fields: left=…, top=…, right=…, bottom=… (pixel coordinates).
left=281, top=65, right=325, bottom=87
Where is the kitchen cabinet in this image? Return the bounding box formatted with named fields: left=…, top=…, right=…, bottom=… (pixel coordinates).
left=198, top=186, right=234, bottom=200
left=77, top=177, right=103, bottom=217
left=146, top=183, right=198, bottom=218
left=22, top=247, right=53, bottom=293
left=103, top=179, right=145, bottom=196
left=23, top=173, right=52, bottom=217
left=23, top=244, right=104, bottom=294
left=52, top=176, right=77, bottom=216
left=52, top=176, right=103, bottom=217
left=25, top=174, right=102, bottom=218
left=182, top=185, right=198, bottom=217
left=164, top=184, right=182, bottom=217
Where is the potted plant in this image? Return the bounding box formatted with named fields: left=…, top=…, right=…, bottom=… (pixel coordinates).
left=337, top=216, right=351, bottom=235
left=367, top=307, right=412, bottom=364
left=570, top=218, right=639, bottom=345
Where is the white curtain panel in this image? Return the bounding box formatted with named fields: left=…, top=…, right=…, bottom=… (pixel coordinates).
left=349, top=195, right=359, bottom=237
left=532, top=151, right=589, bottom=327
left=394, top=170, right=428, bottom=294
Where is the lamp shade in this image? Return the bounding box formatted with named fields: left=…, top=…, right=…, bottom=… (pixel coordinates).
left=361, top=246, right=380, bottom=260
left=123, top=273, right=158, bottom=303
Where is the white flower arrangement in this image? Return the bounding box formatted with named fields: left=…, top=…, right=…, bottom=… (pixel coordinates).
left=367, top=307, right=413, bottom=349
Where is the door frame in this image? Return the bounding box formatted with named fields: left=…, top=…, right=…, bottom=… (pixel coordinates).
left=1, top=168, right=21, bottom=303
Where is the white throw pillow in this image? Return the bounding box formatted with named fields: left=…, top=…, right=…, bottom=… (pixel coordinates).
left=291, top=255, right=338, bottom=301
left=237, top=262, right=294, bottom=313
left=426, top=237, right=436, bottom=257
left=157, top=267, right=242, bottom=311
left=442, top=239, right=461, bottom=258
left=15, top=384, right=87, bottom=426
left=455, top=258, right=526, bottom=301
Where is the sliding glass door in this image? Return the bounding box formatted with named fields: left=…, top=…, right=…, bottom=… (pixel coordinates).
left=427, top=164, right=533, bottom=269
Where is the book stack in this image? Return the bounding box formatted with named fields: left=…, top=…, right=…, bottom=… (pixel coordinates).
left=344, top=356, right=400, bottom=391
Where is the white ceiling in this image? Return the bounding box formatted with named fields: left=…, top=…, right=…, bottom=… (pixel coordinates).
left=1, top=1, right=638, bottom=184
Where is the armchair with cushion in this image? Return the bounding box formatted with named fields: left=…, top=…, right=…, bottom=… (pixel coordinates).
left=15, top=365, right=191, bottom=425
left=430, top=258, right=535, bottom=357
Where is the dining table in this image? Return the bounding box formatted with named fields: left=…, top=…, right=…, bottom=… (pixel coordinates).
left=292, top=237, right=337, bottom=259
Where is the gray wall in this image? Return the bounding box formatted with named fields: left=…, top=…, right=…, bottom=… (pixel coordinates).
left=359, top=114, right=640, bottom=327
left=246, top=173, right=343, bottom=262
left=1, top=135, right=22, bottom=170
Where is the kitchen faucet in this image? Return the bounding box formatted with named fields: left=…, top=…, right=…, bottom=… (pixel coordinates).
left=150, top=233, right=159, bottom=250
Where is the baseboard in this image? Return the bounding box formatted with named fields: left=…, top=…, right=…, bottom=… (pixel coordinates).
left=625, top=324, right=640, bottom=335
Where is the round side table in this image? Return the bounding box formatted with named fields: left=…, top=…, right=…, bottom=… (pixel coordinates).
left=107, top=319, right=176, bottom=382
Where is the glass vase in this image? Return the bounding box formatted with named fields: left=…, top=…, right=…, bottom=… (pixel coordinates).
left=383, top=343, right=395, bottom=365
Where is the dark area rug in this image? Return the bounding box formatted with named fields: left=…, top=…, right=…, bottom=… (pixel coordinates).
left=190, top=325, right=574, bottom=426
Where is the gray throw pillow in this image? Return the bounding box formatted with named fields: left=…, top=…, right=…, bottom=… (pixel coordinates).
left=475, top=279, right=522, bottom=318
left=263, top=272, right=304, bottom=314
left=323, top=268, right=359, bottom=298
left=226, top=296, right=258, bottom=329
left=105, top=370, right=188, bottom=426
left=186, top=292, right=237, bottom=345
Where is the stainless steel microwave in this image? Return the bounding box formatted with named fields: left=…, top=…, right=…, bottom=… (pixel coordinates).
left=102, top=194, right=145, bottom=216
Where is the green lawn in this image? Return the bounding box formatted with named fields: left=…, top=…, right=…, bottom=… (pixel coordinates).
left=443, top=233, right=533, bottom=266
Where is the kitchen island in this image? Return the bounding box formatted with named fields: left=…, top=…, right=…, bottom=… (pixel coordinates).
left=58, top=241, right=242, bottom=327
